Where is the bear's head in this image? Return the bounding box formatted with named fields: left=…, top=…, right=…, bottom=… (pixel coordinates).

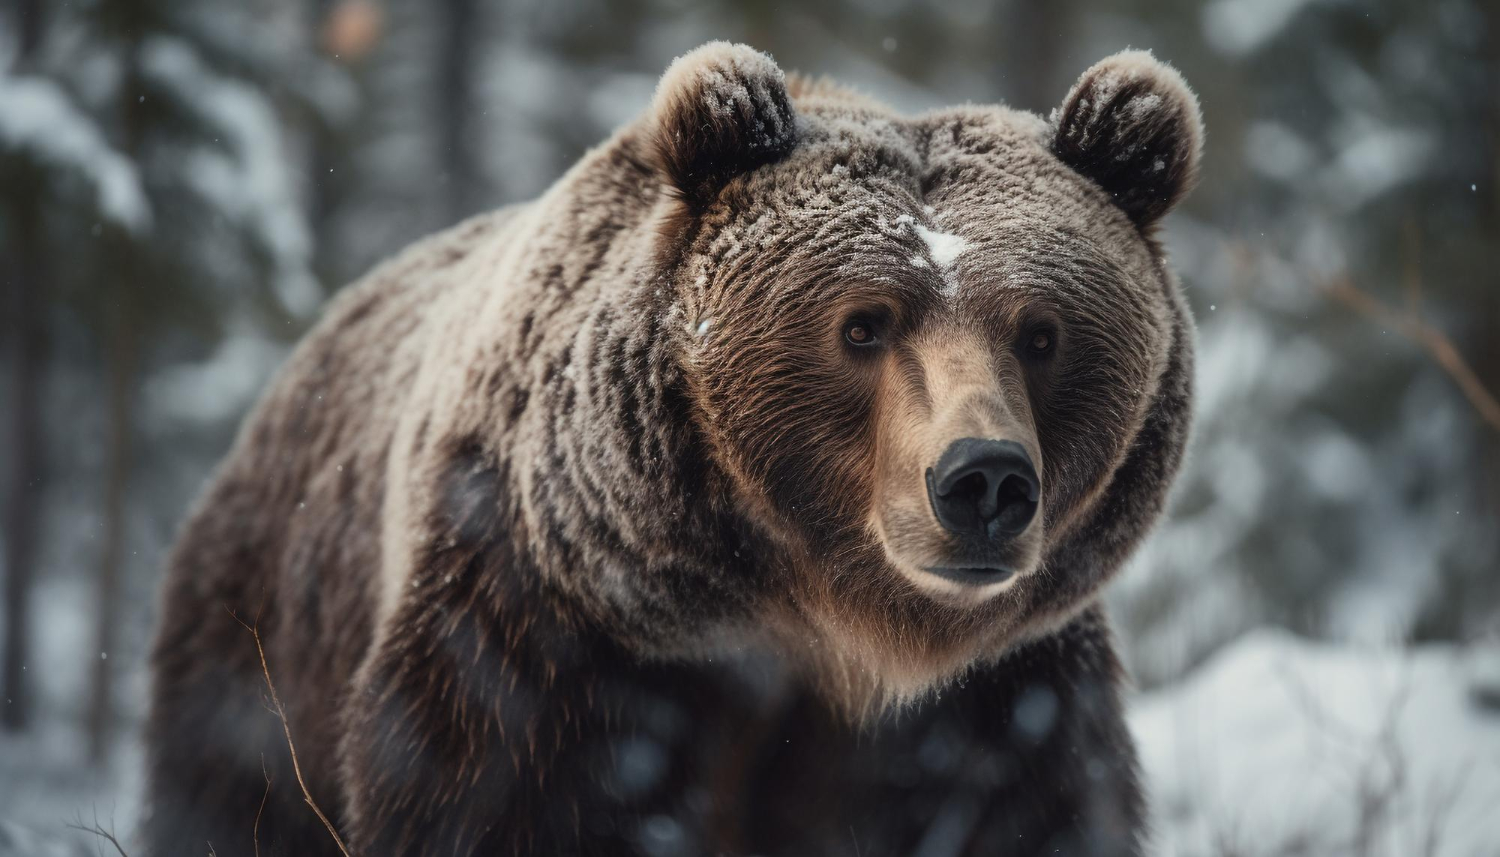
left=644, top=43, right=1201, bottom=710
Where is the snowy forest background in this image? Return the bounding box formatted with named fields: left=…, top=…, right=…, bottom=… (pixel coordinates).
left=1, top=0, right=1497, bottom=854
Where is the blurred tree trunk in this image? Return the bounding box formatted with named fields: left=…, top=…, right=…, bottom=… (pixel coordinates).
left=1002, top=0, right=1076, bottom=113
left=311, top=0, right=338, bottom=283
left=440, top=0, right=479, bottom=223
left=2, top=180, right=46, bottom=733
left=88, top=277, right=139, bottom=766
left=1476, top=0, right=1500, bottom=638
left=310, top=0, right=359, bottom=288
left=1479, top=0, right=1500, bottom=517
left=1, top=0, right=48, bottom=735
left=87, top=10, right=146, bottom=767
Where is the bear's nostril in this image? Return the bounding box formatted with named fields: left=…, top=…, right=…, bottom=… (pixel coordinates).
left=994, top=474, right=1037, bottom=533
left=927, top=438, right=1039, bottom=538
left=947, top=472, right=991, bottom=514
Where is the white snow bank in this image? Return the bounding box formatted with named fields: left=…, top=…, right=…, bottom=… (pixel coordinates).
left=1131, top=630, right=1500, bottom=857
left=0, top=74, right=152, bottom=233
left=0, top=721, right=142, bottom=857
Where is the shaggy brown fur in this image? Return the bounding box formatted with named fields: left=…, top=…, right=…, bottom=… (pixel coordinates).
left=144, top=43, right=1202, bottom=857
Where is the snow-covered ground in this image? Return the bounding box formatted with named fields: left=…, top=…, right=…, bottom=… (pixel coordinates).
left=0, top=724, right=141, bottom=857
left=1132, top=630, right=1500, bottom=857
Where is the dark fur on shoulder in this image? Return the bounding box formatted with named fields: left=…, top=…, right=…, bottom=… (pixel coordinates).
left=144, top=42, right=1203, bottom=857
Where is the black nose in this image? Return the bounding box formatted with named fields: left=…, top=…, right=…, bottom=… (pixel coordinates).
left=926, top=438, right=1039, bottom=537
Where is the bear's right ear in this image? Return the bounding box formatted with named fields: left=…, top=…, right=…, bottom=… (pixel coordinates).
left=647, top=42, right=798, bottom=209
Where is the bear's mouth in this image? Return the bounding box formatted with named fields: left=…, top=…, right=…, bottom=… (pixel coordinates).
left=921, top=565, right=1017, bottom=586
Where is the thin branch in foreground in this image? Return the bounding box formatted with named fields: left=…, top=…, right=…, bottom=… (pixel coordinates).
left=229, top=609, right=353, bottom=857
left=67, top=808, right=129, bottom=857
left=1326, top=276, right=1500, bottom=434
left=255, top=756, right=271, bottom=857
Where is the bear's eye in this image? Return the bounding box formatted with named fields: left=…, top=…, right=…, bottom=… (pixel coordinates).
left=1022, top=325, right=1058, bottom=359
left=844, top=319, right=880, bottom=347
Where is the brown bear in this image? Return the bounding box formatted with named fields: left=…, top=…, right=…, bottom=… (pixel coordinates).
left=144, top=42, right=1201, bottom=857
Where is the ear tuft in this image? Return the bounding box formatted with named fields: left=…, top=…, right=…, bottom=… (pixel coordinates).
left=1050, top=50, right=1203, bottom=226
left=649, top=42, right=798, bottom=208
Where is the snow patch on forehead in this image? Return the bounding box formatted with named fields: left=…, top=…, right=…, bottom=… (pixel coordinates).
left=879, top=211, right=968, bottom=284
left=912, top=223, right=968, bottom=270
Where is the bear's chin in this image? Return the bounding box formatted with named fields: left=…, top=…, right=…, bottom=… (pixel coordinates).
left=730, top=554, right=1033, bottom=722
left=863, top=505, right=1046, bottom=607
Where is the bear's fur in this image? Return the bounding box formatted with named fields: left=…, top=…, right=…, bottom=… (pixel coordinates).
left=144, top=43, right=1202, bottom=857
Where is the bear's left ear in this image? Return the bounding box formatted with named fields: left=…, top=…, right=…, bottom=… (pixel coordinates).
left=1050, top=50, right=1203, bottom=227
left=648, top=42, right=798, bottom=209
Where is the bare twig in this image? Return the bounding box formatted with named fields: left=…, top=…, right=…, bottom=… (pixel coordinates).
left=229, top=609, right=354, bottom=857
left=1326, top=276, right=1500, bottom=434
left=67, top=809, right=129, bottom=857
left=255, top=755, right=271, bottom=857
left=1347, top=681, right=1411, bottom=857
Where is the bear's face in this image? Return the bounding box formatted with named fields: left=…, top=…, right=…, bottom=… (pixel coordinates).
left=649, top=45, right=1201, bottom=704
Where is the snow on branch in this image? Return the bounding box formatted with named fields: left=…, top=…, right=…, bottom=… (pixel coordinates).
left=139, top=36, right=321, bottom=317
left=0, top=73, right=153, bottom=234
